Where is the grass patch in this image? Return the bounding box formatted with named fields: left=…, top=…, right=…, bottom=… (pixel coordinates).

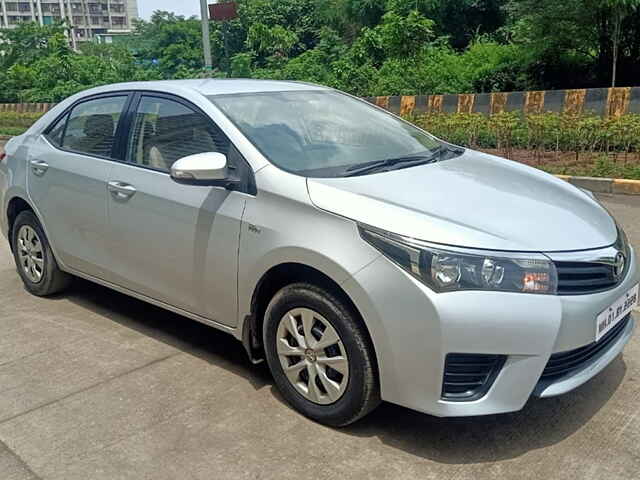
left=0, top=127, right=27, bottom=136
left=0, top=112, right=43, bottom=128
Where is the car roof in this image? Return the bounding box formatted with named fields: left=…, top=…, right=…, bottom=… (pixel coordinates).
left=25, top=79, right=333, bottom=141
left=81, top=79, right=330, bottom=97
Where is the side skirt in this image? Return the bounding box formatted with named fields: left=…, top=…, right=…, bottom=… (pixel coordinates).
left=64, top=266, right=240, bottom=338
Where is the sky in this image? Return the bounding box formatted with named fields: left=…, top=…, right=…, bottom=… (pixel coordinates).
left=138, top=0, right=202, bottom=20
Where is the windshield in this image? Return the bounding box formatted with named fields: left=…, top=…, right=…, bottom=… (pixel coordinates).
left=209, top=90, right=442, bottom=177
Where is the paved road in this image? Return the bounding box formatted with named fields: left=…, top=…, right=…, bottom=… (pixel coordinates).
left=0, top=194, right=639, bottom=480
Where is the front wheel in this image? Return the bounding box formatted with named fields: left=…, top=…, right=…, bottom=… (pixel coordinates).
left=263, top=283, right=380, bottom=426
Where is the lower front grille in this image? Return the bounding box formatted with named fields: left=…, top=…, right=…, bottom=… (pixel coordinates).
left=541, top=314, right=631, bottom=379
left=442, top=353, right=506, bottom=401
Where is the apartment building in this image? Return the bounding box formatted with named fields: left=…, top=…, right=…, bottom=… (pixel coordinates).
left=0, top=1, right=139, bottom=46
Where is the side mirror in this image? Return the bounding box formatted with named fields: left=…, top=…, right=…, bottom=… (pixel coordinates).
left=170, top=152, right=239, bottom=188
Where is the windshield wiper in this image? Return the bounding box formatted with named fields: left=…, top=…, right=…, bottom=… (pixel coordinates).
left=344, top=151, right=439, bottom=177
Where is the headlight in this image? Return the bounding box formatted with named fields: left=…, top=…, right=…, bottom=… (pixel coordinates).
left=359, top=226, right=557, bottom=294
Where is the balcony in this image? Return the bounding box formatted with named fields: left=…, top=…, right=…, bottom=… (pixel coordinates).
left=41, top=6, right=62, bottom=14
left=7, top=16, right=28, bottom=25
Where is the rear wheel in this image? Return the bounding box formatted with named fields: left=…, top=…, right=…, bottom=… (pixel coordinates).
left=11, top=211, right=71, bottom=296
left=263, top=283, right=380, bottom=426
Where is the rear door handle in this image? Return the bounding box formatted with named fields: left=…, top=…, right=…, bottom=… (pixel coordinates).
left=30, top=160, right=49, bottom=176
left=107, top=181, right=137, bottom=200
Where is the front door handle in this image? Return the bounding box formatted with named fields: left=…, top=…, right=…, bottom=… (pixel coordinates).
left=30, top=160, right=49, bottom=176
left=107, top=181, right=137, bottom=200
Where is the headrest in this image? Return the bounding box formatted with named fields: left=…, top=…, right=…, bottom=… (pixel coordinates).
left=84, top=114, right=114, bottom=138
left=155, top=113, right=204, bottom=139
left=155, top=115, right=181, bottom=138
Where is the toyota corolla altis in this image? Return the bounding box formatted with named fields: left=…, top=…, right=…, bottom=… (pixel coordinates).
left=1, top=80, right=637, bottom=426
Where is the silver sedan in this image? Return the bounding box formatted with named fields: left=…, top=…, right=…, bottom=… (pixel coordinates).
left=0, top=79, right=637, bottom=426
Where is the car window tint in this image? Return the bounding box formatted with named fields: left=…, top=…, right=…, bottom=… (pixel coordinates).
left=45, top=113, right=68, bottom=147
left=127, top=96, right=229, bottom=172
left=62, top=96, right=127, bottom=157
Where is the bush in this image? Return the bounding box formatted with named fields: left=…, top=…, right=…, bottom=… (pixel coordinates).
left=461, top=40, right=532, bottom=93
left=410, top=111, right=640, bottom=179
left=0, top=126, right=28, bottom=136
left=412, top=111, right=640, bottom=155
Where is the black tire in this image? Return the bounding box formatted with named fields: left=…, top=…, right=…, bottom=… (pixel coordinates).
left=11, top=210, right=71, bottom=296
left=263, top=282, right=380, bottom=427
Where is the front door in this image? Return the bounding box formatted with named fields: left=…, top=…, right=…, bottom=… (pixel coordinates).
left=105, top=94, right=245, bottom=326
left=27, top=94, right=129, bottom=278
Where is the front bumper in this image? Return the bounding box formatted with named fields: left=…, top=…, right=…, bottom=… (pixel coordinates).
left=342, top=245, right=638, bottom=417
left=533, top=314, right=634, bottom=397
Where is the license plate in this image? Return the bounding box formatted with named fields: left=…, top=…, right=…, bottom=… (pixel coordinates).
left=596, top=284, right=638, bottom=341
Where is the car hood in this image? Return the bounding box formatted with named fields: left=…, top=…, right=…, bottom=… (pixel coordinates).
left=306, top=150, right=617, bottom=252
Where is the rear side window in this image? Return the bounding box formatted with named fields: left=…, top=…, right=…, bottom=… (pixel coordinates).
left=127, top=96, right=229, bottom=172
left=61, top=96, right=127, bottom=157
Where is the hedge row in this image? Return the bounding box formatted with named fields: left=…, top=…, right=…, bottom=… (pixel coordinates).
left=0, top=112, right=44, bottom=136
left=411, top=111, right=640, bottom=158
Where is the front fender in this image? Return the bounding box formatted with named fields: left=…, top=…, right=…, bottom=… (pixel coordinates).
left=237, top=172, right=382, bottom=332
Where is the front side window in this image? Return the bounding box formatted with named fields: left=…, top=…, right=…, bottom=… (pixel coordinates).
left=61, top=96, right=127, bottom=157
left=210, top=90, right=443, bottom=177
left=127, top=96, right=229, bottom=172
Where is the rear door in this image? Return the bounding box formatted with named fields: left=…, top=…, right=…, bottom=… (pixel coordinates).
left=104, top=93, right=247, bottom=326
left=27, top=93, right=130, bottom=277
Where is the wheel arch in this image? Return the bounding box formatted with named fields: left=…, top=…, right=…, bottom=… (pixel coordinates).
left=5, top=195, right=36, bottom=251
left=241, top=262, right=379, bottom=371
left=4, top=194, right=64, bottom=272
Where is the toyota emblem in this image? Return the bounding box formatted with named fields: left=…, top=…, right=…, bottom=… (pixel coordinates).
left=613, top=251, right=626, bottom=280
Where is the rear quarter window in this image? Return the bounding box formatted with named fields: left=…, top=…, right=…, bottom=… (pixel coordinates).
left=45, top=113, right=68, bottom=147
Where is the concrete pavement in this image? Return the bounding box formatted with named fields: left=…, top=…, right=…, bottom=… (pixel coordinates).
left=0, top=193, right=639, bottom=479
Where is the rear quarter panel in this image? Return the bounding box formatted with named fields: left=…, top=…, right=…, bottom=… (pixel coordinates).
left=0, top=135, right=31, bottom=240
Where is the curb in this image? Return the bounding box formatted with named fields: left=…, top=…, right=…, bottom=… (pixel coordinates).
left=555, top=175, right=640, bottom=195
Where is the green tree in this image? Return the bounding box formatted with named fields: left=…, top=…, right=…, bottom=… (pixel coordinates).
left=230, top=52, right=253, bottom=77
left=5, top=0, right=640, bottom=102
left=314, top=0, right=386, bottom=39
left=132, top=11, right=205, bottom=76
left=246, top=23, right=299, bottom=59
left=237, top=0, right=321, bottom=51
left=0, top=20, right=159, bottom=102
left=508, top=0, right=640, bottom=87
left=606, top=0, right=640, bottom=86
left=350, top=9, right=434, bottom=65
left=0, top=21, right=70, bottom=68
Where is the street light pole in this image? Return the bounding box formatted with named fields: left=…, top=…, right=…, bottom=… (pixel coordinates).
left=200, top=0, right=213, bottom=71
